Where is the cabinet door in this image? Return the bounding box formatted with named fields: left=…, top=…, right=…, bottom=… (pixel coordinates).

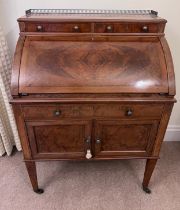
left=26, top=120, right=92, bottom=159
left=94, top=120, right=159, bottom=158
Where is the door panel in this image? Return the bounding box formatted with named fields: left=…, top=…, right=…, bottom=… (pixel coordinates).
left=26, top=120, right=92, bottom=159
left=94, top=120, right=159, bottom=158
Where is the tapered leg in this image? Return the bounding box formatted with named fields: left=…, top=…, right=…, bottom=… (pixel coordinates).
left=142, top=159, right=158, bottom=194
left=25, top=161, right=44, bottom=194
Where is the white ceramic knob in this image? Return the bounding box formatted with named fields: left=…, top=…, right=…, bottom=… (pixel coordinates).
left=86, top=149, right=92, bottom=159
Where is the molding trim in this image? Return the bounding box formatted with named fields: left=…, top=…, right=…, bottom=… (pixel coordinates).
left=164, top=125, right=180, bottom=141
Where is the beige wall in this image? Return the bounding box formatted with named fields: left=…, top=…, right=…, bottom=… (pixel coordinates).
left=0, top=0, right=180, bottom=130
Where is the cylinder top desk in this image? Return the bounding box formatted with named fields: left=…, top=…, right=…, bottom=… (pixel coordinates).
left=11, top=9, right=176, bottom=194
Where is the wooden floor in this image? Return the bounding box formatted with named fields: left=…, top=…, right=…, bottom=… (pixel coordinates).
left=0, top=142, right=180, bottom=210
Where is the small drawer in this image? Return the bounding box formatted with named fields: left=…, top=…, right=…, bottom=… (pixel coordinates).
left=25, top=22, right=91, bottom=33
left=22, top=104, right=164, bottom=120
left=94, top=23, right=116, bottom=33
left=22, top=104, right=94, bottom=119
left=133, top=23, right=159, bottom=33
left=94, top=22, right=161, bottom=33
left=94, top=23, right=133, bottom=33
left=94, top=104, right=164, bottom=118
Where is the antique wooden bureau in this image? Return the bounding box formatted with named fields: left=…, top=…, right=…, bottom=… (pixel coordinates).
left=11, top=9, right=176, bottom=194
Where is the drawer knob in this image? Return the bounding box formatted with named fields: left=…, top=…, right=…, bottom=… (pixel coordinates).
left=106, top=25, right=113, bottom=32
left=86, top=149, right=92, bottom=159
left=126, top=109, right=133, bottom=116
left=96, top=138, right=101, bottom=144
left=86, top=136, right=91, bottom=144
left=142, top=25, right=149, bottom=32
left=73, top=25, right=80, bottom=32
left=54, top=110, right=61, bottom=116
left=36, top=25, right=43, bottom=32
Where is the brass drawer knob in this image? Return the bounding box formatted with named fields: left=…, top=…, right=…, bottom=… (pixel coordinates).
left=126, top=109, right=133, bottom=116
left=142, top=25, right=149, bottom=32
left=96, top=138, right=101, bottom=144
left=106, top=25, right=113, bottom=32
left=36, top=25, right=43, bottom=32
left=54, top=110, right=61, bottom=116
left=73, top=25, right=80, bottom=32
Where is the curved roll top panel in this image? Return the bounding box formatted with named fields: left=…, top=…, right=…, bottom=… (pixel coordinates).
left=16, top=36, right=172, bottom=94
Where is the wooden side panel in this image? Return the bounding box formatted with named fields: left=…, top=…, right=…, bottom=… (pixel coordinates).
left=12, top=104, right=32, bottom=160
left=11, top=36, right=25, bottom=96
left=19, top=22, right=26, bottom=32
left=152, top=104, right=174, bottom=156
left=160, top=37, right=176, bottom=96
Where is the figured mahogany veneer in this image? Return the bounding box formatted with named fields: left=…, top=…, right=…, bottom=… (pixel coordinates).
left=25, top=22, right=92, bottom=33
left=19, top=36, right=168, bottom=94
left=21, top=103, right=163, bottom=120
left=20, top=22, right=165, bottom=33
left=94, top=22, right=163, bottom=33
left=11, top=10, right=176, bottom=194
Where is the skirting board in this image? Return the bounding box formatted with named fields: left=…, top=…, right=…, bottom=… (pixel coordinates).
left=164, top=125, right=180, bottom=141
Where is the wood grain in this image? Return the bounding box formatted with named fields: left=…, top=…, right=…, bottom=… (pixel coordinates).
left=11, top=36, right=25, bottom=96
left=26, top=120, right=92, bottom=159
left=19, top=37, right=168, bottom=94
left=21, top=103, right=164, bottom=120
left=11, top=12, right=175, bottom=192
left=160, top=37, right=176, bottom=96
left=25, top=161, right=39, bottom=191
left=94, top=119, right=159, bottom=158
left=143, top=159, right=158, bottom=188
